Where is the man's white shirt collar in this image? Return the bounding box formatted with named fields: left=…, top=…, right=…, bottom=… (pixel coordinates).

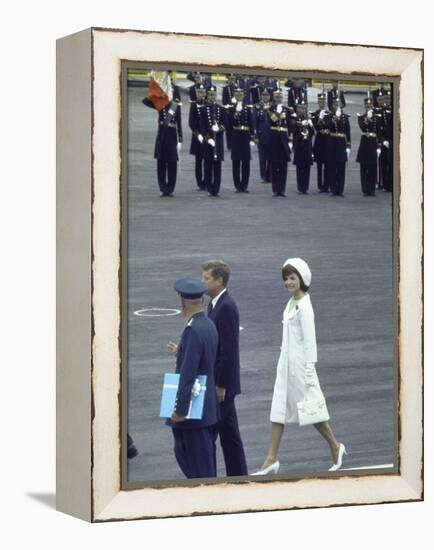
left=211, top=288, right=227, bottom=309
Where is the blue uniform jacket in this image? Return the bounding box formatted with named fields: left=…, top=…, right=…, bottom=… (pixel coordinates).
left=268, top=104, right=293, bottom=163
left=227, top=104, right=255, bottom=161
left=168, top=312, right=218, bottom=430
left=253, top=101, right=272, bottom=145
left=207, top=291, right=241, bottom=397
left=324, top=113, right=351, bottom=163
left=311, top=109, right=330, bottom=163
left=188, top=101, right=204, bottom=156
left=200, top=102, right=227, bottom=161
left=356, top=113, right=381, bottom=165
left=143, top=100, right=183, bottom=162
left=293, top=119, right=315, bottom=166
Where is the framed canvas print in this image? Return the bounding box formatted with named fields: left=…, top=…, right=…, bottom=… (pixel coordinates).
left=56, top=28, right=423, bottom=522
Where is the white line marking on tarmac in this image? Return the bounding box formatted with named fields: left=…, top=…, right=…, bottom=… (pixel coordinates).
left=341, top=464, right=394, bottom=471
left=134, top=308, right=181, bottom=317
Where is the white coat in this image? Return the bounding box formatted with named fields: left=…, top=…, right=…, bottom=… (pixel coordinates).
left=270, top=293, right=329, bottom=424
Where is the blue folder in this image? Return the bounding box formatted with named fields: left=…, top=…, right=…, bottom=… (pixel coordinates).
left=159, top=373, right=207, bottom=420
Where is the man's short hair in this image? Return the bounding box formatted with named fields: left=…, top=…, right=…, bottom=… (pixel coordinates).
left=201, top=260, right=231, bottom=287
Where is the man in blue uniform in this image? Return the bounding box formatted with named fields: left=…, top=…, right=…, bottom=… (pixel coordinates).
left=201, top=260, right=248, bottom=477
left=327, top=80, right=346, bottom=111
left=324, top=97, right=351, bottom=196
left=188, top=84, right=206, bottom=190
left=376, top=90, right=393, bottom=192
left=253, top=88, right=272, bottom=183
left=142, top=98, right=183, bottom=197
left=200, top=86, right=227, bottom=197
left=284, top=78, right=308, bottom=111
left=227, top=87, right=256, bottom=192
left=292, top=100, right=315, bottom=194
left=268, top=88, right=294, bottom=197
left=222, top=74, right=238, bottom=151
left=356, top=97, right=382, bottom=196
left=167, top=278, right=219, bottom=479
left=311, top=92, right=330, bottom=193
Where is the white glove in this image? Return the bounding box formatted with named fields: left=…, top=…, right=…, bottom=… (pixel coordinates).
left=177, top=142, right=182, bottom=152
left=208, top=138, right=215, bottom=147
left=346, top=147, right=350, bottom=159
left=367, top=109, right=373, bottom=119
left=276, top=104, right=283, bottom=113
left=305, top=363, right=316, bottom=387
left=236, top=102, right=243, bottom=112
left=289, top=142, right=293, bottom=152
left=376, top=148, right=381, bottom=157
left=212, top=124, right=219, bottom=132
left=231, top=97, right=237, bottom=104
left=308, top=119, right=313, bottom=127
left=249, top=140, right=255, bottom=148
left=319, top=109, right=326, bottom=120
left=301, top=119, right=308, bottom=127
left=336, top=108, right=342, bottom=117
left=197, top=134, right=204, bottom=143
left=383, top=140, right=390, bottom=148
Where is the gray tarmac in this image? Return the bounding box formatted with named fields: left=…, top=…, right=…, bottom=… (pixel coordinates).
left=126, top=83, right=395, bottom=483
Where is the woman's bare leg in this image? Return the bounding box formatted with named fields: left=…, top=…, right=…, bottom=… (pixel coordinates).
left=259, top=422, right=285, bottom=469
left=313, top=421, right=341, bottom=463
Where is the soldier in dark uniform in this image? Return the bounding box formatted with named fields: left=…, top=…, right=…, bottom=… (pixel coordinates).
left=169, top=72, right=182, bottom=105
left=222, top=74, right=238, bottom=151
left=188, top=73, right=201, bottom=101
left=356, top=97, right=382, bottom=196
left=377, top=90, right=393, bottom=192
left=327, top=80, right=346, bottom=111
left=292, top=100, right=315, bottom=194
left=200, top=86, right=227, bottom=197
left=250, top=75, right=277, bottom=106
left=227, top=87, right=256, bottom=192
left=188, top=84, right=207, bottom=190
left=143, top=98, right=183, bottom=197
left=253, top=88, right=272, bottom=183
left=167, top=278, right=219, bottom=479
left=372, top=84, right=392, bottom=109
left=324, top=97, right=351, bottom=196
left=285, top=78, right=308, bottom=112
left=268, top=88, right=294, bottom=197
left=311, top=92, right=330, bottom=192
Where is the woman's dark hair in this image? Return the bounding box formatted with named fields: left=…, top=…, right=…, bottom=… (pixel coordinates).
left=281, top=263, right=310, bottom=292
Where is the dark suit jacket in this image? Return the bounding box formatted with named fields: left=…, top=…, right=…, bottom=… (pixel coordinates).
left=208, top=291, right=241, bottom=397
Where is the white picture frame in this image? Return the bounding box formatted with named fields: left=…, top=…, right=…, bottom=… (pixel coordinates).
left=56, top=27, right=423, bottom=522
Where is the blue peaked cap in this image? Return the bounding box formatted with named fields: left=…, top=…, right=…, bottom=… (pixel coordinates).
left=174, top=278, right=208, bottom=299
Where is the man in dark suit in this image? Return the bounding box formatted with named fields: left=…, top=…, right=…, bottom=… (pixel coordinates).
left=201, top=260, right=248, bottom=477
left=166, top=278, right=219, bottom=479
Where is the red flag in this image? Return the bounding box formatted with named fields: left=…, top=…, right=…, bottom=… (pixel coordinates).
left=148, top=71, right=172, bottom=111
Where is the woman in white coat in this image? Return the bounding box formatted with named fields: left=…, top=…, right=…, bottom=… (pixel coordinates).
left=252, top=258, right=346, bottom=475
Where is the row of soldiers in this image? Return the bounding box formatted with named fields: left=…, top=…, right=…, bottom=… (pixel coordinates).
left=143, top=74, right=393, bottom=198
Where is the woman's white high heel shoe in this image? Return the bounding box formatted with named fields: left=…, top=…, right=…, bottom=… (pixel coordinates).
left=250, top=460, right=280, bottom=475
left=328, top=444, right=347, bottom=471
